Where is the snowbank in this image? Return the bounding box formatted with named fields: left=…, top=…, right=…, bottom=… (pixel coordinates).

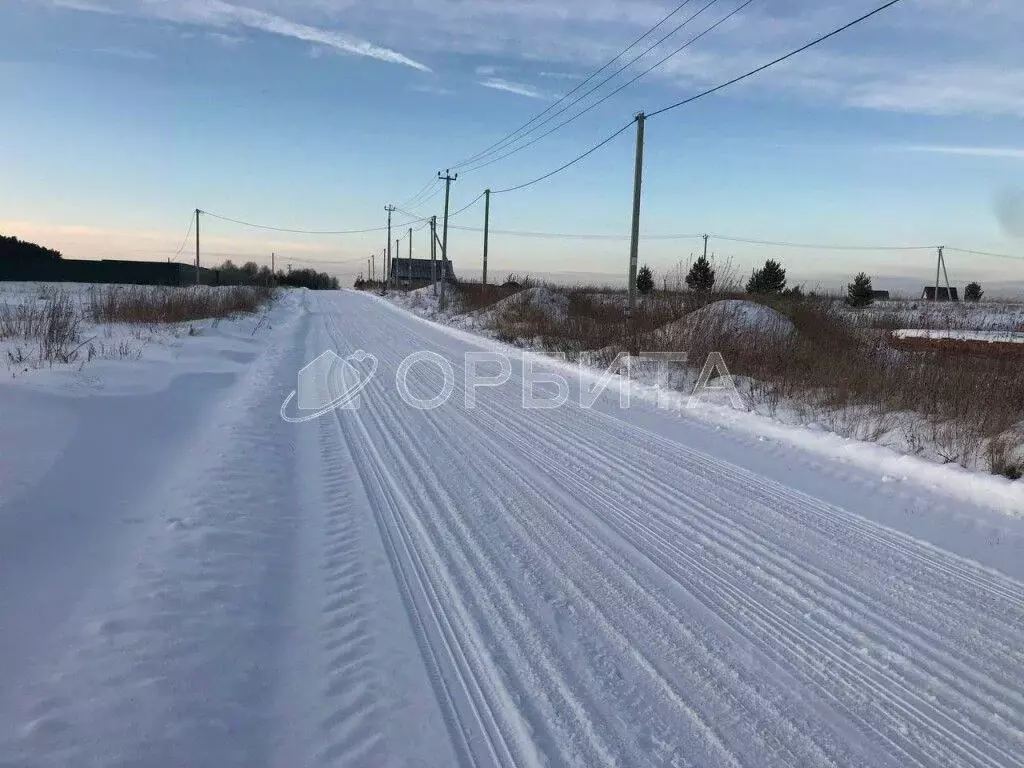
left=893, top=329, right=1024, bottom=344
left=655, top=300, right=795, bottom=344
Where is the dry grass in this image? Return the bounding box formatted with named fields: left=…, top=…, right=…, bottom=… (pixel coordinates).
left=0, top=288, right=84, bottom=364
left=88, top=284, right=275, bottom=324
left=463, top=282, right=1024, bottom=475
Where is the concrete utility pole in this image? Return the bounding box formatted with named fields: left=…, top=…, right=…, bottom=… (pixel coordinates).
left=483, top=188, right=491, bottom=287
left=627, top=113, right=645, bottom=314
left=438, top=169, right=457, bottom=302
left=408, top=227, right=413, bottom=288
left=702, top=234, right=709, bottom=261
left=430, top=216, right=437, bottom=296
left=195, top=208, right=201, bottom=285
left=367, top=258, right=370, bottom=283
left=384, top=204, right=396, bottom=294
left=371, top=252, right=375, bottom=282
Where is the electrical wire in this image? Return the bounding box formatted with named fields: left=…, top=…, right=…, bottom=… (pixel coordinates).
left=461, top=0, right=728, bottom=173
left=452, top=0, right=702, bottom=170
left=647, top=0, right=907, bottom=119
left=946, top=247, right=1024, bottom=262
left=449, top=225, right=704, bottom=240
left=461, top=0, right=753, bottom=174
left=397, top=177, right=439, bottom=210
left=203, top=209, right=430, bottom=234
left=491, top=119, right=636, bottom=195
left=484, top=0, right=905, bottom=196
left=711, top=235, right=935, bottom=251
left=173, top=213, right=195, bottom=258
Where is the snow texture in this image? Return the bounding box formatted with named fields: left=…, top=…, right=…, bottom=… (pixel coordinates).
left=0, top=288, right=1021, bottom=767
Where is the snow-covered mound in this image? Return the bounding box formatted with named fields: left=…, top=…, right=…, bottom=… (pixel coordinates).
left=483, top=286, right=570, bottom=322
left=656, top=300, right=795, bottom=343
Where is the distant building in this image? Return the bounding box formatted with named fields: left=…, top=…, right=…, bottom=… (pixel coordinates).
left=871, top=290, right=891, bottom=301
left=389, top=257, right=455, bottom=284
left=921, top=286, right=959, bottom=302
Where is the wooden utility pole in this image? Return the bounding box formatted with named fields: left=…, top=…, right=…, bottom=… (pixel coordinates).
left=194, top=208, right=201, bottom=285
left=367, top=258, right=370, bottom=283
left=384, top=204, right=395, bottom=294
left=482, top=189, right=491, bottom=287
left=438, top=169, right=457, bottom=302
left=371, top=252, right=375, bottom=282
left=627, top=113, right=645, bottom=314
left=430, top=216, right=438, bottom=296
left=408, top=227, right=413, bottom=288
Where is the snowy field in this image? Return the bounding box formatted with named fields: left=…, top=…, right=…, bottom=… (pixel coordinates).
left=0, top=286, right=1022, bottom=766
left=390, top=284, right=1024, bottom=476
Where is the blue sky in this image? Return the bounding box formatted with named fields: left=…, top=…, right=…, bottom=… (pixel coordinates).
left=2, top=0, right=1022, bottom=291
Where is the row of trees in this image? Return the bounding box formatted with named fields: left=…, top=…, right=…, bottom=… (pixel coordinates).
left=1, top=234, right=62, bottom=261
left=214, top=259, right=339, bottom=290
left=637, top=256, right=985, bottom=306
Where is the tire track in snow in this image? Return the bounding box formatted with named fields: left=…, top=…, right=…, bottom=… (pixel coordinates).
left=333, top=294, right=1023, bottom=767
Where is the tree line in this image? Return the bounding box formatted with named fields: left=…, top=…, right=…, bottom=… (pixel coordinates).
left=215, top=259, right=339, bottom=290
left=635, top=256, right=984, bottom=305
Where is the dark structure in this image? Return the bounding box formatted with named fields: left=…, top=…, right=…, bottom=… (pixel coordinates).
left=921, top=286, right=959, bottom=302
left=389, top=257, right=455, bottom=284
left=0, top=257, right=232, bottom=286
left=871, top=290, right=891, bottom=301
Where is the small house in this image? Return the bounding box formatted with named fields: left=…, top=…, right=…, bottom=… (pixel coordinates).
left=921, top=286, right=959, bottom=302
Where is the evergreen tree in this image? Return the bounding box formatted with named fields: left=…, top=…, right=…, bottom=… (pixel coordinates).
left=964, top=282, right=983, bottom=302
left=846, top=272, right=874, bottom=307
left=685, top=255, right=715, bottom=293
left=636, top=265, right=654, bottom=295
left=746, top=259, right=787, bottom=295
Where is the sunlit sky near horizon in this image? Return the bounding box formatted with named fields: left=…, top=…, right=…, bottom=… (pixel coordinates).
left=2, top=0, right=1023, bottom=291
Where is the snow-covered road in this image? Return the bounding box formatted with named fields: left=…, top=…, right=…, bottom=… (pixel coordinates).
left=1, top=289, right=1022, bottom=767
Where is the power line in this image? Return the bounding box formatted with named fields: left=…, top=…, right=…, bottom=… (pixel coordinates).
left=173, top=213, right=195, bottom=258
left=452, top=0, right=702, bottom=170
left=449, top=225, right=703, bottom=240
left=648, top=0, right=907, bottom=119
left=946, top=247, right=1024, bottom=262
left=491, top=119, right=636, bottom=195
left=711, top=234, right=935, bottom=251
left=461, top=0, right=729, bottom=173
left=202, top=209, right=428, bottom=234
left=446, top=191, right=487, bottom=219
left=485, top=0, right=906, bottom=196
left=397, top=177, right=439, bottom=209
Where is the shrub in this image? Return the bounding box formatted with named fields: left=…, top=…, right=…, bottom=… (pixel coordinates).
left=847, top=272, right=874, bottom=307
left=685, top=255, right=715, bottom=293
left=636, top=265, right=654, bottom=295
left=746, top=259, right=787, bottom=295
left=965, top=282, right=983, bottom=302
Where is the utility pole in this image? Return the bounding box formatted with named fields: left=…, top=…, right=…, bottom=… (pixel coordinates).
left=271, top=252, right=276, bottom=287
left=367, top=258, right=370, bottom=283
left=430, top=216, right=438, bottom=296
left=702, top=234, right=709, bottom=261
left=195, top=208, right=201, bottom=285
left=384, top=204, right=395, bottom=294
left=934, top=246, right=942, bottom=301
left=438, top=169, right=457, bottom=301
left=408, top=227, right=413, bottom=288
left=483, top=188, right=491, bottom=287
left=627, top=113, right=645, bottom=315
left=371, top=252, right=375, bottom=282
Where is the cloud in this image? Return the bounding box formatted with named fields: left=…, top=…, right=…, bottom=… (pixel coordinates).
left=410, top=82, right=454, bottom=96
left=42, top=0, right=430, bottom=71
left=902, top=145, right=1024, bottom=160
left=94, top=45, right=156, bottom=59
left=478, top=77, right=547, bottom=99
left=207, top=31, right=246, bottom=47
